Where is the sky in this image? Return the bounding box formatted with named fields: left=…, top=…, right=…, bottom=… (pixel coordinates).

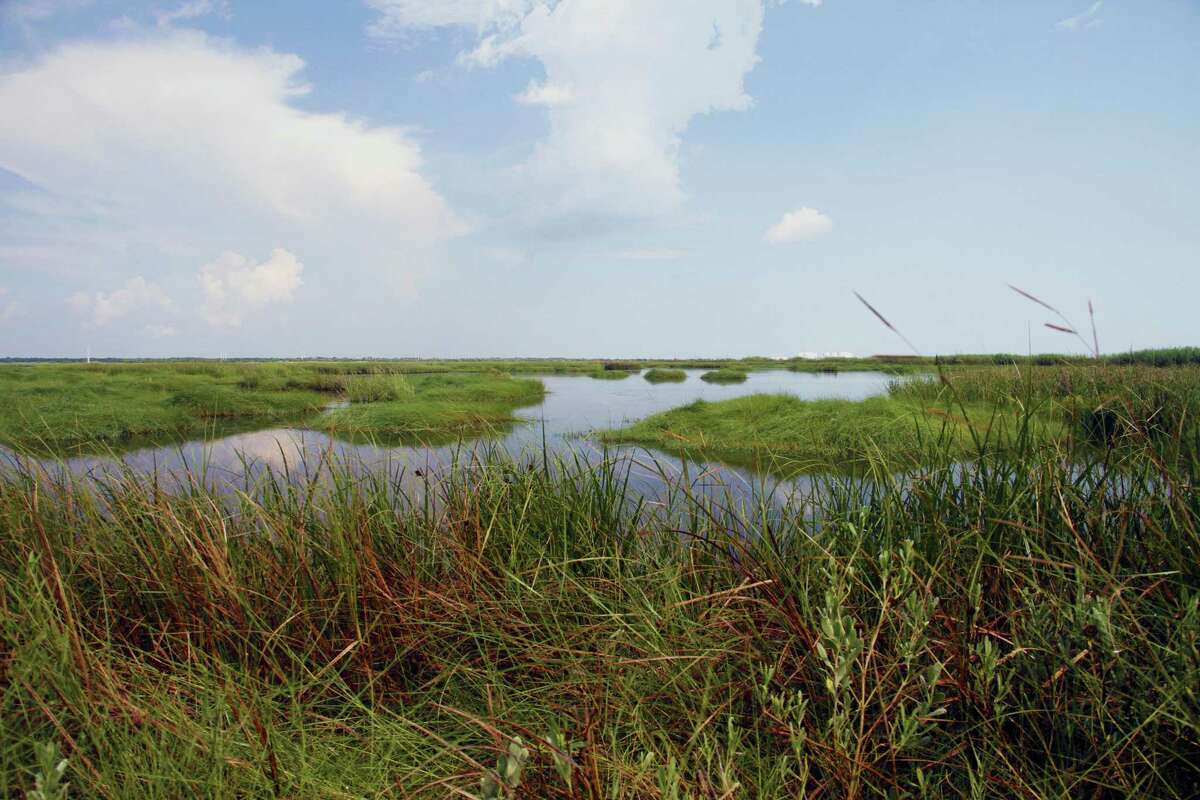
left=0, top=0, right=1197, bottom=359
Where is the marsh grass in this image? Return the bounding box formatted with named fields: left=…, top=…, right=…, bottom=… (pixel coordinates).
left=699, top=369, right=748, bottom=384
left=344, top=373, right=415, bottom=403
left=1109, top=347, right=1200, bottom=366
left=0, top=364, right=543, bottom=454
left=611, top=363, right=1200, bottom=471
left=322, top=373, right=545, bottom=444
left=644, top=368, right=688, bottom=384
left=1, top=390, right=1198, bottom=797
left=605, top=394, right=1054, bottom=472
left=0, top=363, right=328, bottom=452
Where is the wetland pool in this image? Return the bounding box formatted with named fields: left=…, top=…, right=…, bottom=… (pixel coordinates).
left=4, top=369, right=896, bottom=502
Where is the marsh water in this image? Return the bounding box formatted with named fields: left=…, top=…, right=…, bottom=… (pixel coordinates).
left=5, top=370, right=895, bottom=502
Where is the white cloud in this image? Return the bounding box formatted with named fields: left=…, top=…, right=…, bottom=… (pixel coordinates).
left=154, top=0, right=230, bottom=28
left=0, top=31, right=461, bottom=235
left=366, top=0, right=535, bottom=34
left=515, top=80, right=574, bottom=107
left=3, top=0, right=92, bottom=26
left=764, top=207, right=833, bottom=244
left=371, top=0, right=768, bottom=226
left=67, top=277, right=173, bottom=327
left=0, top=30, right=465, bottom=320
left=63, top=249, right=303, bottom=331
left=1056, top=1, right=1103, bottom=30
left=199, top=248, right=304, bottom=328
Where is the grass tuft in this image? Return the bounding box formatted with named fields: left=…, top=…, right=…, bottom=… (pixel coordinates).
left=699, top=368, right=748, bottom=384
left=344, top=373, right=414, bottom=403
left=643, top=368, right=687, bottom=384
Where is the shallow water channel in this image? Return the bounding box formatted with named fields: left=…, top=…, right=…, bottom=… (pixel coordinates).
left=9, top=370, right=895, bottom=502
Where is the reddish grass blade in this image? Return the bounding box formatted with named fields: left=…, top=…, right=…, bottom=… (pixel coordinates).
left=1010, top=284, right=1100, bottom=359
left=854, top=291, right=922, bottom=356
left=1008, top=284, right=1058, bottom=314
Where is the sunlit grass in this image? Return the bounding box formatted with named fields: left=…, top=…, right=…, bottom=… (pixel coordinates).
left=2, top=386, right=1198, bottom=796
left=643, top=368, right=687, bottom=384
left=0, top=363, right=544, bottom=453
left=699, top=368, right=748, bottom=384
left=608, top=362, right=1199, bottom=471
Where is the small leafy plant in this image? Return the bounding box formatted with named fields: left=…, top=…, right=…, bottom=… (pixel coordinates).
left=480, top=737, right=530, bottom=799
left=29, top=742, right=69, bottom=800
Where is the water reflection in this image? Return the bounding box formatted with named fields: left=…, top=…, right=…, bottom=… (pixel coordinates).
left=3, top=370, right=896, bottom=502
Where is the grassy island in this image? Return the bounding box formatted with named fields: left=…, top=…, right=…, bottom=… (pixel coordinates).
left=699, top=368, right=749, bottom=384
left=607, top=364, right=1199, bottom=471
left=321, top=372, right=545, bottom=444
left=643, top=368, right=688, bottom=384
left=0, top=363, right=545, bottom=453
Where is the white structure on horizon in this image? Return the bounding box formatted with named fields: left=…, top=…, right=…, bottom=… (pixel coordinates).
left=795, top=351, right=858, bottom=360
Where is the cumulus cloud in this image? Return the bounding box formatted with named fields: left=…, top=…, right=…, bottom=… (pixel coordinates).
left=154, top=0, right=230, bottom=28
left=199, top=248, right=304, bottom=328
left=371, top=0, right=770, bottom=226
left=66, top=277, right=173, bottom=327
left=366, top=0, right=535, bottom=34
left=0, top=30, right=464, bottom=318
left=0, top=31, right=461, bottom=235
left=3, top=0, right=92, bottom=26
left=515, top=80, right=574, bottom=107
left=1056, top=1, right=1103, bottom=30
left=764, top=207, right=833, bottom=244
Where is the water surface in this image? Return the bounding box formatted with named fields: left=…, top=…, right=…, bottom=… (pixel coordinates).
left=7, top=370, right=895, bottom=501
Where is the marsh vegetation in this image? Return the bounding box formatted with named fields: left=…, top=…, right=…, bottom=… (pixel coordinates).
left=643, top=368, right=688, bottom=384
left=609, top=363, right=1200, bottom=472
left=699, top=368, right=749, bottom=384
left=1, top=353, right=1198, bottom=797
left=0, top=362, right=545, bottom=453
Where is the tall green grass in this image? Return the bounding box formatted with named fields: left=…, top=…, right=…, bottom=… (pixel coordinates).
left=1, top=391, right=1198, bottom=797
left=344, top=373, right=414, bottom=403
left=611, top=363, right=1200, bottom=471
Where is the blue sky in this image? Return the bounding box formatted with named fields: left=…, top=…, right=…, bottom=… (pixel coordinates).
left=1, top=0, right=1197, bottom=358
